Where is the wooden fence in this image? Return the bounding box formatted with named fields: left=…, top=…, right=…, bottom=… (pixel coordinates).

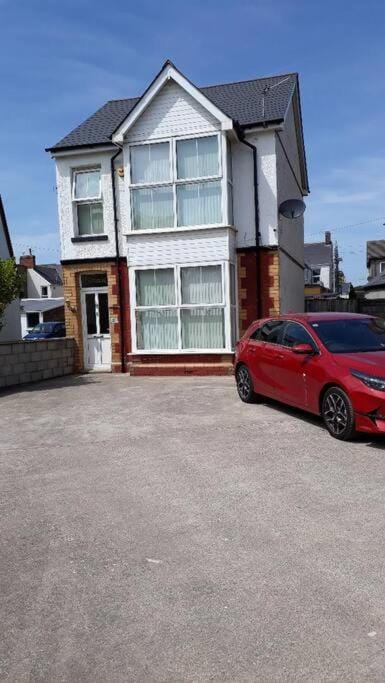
left=305, top=298, right=385, bottom=318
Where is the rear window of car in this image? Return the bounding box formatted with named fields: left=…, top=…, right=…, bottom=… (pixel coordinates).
left=250, top=320, right=285, bottom=344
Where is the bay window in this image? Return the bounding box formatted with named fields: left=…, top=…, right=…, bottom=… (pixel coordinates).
left=73, top=169, right=104, bottom=235
left=129, top=134, right=231, bottom=231
left=134, top=264, right=235, bottom=351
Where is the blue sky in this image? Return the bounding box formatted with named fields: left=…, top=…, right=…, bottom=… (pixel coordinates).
left=1, top=0, right=384, bottom=284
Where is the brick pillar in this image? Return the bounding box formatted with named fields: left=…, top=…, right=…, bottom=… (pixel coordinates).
left=237, top=247, right=280, bottom=336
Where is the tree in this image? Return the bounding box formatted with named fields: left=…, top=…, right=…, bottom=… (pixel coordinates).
left=0, top=259, right=24, bottom=331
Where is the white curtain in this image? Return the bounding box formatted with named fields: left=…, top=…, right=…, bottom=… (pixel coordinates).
left=177, top=181, right=221, bottom=226
left=137, top=310, right=178, bottom=350
left=177, top=136, right=218, bottom=179
left=75, top=170, right=100, bottom=199
left=136, top=269, right=175, bottom=307
left=78, top=202, right=104, bottom=235
left=132, top=187, right=173, bottom=230
left=181, top=308, right=224, bottom=349
left=181, top=266, right=222, bottom=304
left=131, top=143, right=170, bottom=184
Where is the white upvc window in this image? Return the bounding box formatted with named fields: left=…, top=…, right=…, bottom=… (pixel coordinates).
left=132, top=262, right=235, bottom=352
left=128, top=133, right=233, bottom=232
left=72, top=168, right=104, bottom=236
left=41, top=286, right=48, bottom=298
left=380, top=261, right=385, bottom=273
left=311, top=268, right=321, bottom=285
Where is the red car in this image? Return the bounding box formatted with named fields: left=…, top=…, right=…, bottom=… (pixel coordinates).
left=235, top=313, right=385, bottom=440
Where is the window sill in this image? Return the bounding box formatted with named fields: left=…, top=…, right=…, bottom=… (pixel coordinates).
left=124, top=224, right=236, bottom=237
left=71, top=235, right=108, bottom=243
left=130, top=349, right=233, bottom=355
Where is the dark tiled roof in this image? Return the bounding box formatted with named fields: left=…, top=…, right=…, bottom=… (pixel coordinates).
left=47, top=73, right=297, bottom=152
left=35, top=264, right=63, bottom=286
left=0, top=194, right=14, bottom=258
left=367, top=240, right=385, bottom=264
left=304, top=242, right=333, bottom=267
left=363, top=273, right=385, bottom=289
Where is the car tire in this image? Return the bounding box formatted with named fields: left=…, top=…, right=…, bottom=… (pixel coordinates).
left=236, top=364, right=260, bottom=403
left=321, top=386, right=356, bottom=440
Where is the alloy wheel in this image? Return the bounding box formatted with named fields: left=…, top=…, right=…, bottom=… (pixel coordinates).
left=237, top=366, right=251, bottom=401
left=323, top=392, right=348, bottom=436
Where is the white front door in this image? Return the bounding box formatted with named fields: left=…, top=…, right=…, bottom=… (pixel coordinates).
left=81, top=289, right=111, bottom=371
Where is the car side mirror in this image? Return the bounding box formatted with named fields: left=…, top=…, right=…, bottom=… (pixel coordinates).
left=292, top=342, right=314, bottom=355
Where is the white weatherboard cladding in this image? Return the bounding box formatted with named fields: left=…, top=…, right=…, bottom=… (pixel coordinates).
left=126, top=81, right=220, bottom=143
left=232, top=132, right=278, bottom=250
left=125, top=228, right=235, bottom=268
left=55, top=151, right=122, bottom=261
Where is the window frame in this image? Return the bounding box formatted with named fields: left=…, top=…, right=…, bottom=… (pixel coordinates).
left=41, top=286, right=48, bottom=298
left=72, top=167, right=104, bottom=236
left=130, top=261, right=236, bottom=353
left=311, top=268, right=321, bottom=285
left=126, top=132, right=233, bottom=233
left=380, top=261, right=385, bottom=274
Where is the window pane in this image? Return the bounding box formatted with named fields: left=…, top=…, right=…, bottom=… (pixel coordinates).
left=98, top=293, right=110, bottom=334
left=177, top=136, right=219, bottom=179
left=177, top=181, right=222, bottom=226
left=81, top=273, right=108, bottom=288
left=137, top=310, right=178, bottom=350
left=136, top=269, right=175, bottom=306
left=181, top=266, right=222, bottom=304
left=26, top=312, right=40, bottom=329
left=78, top=202, right=104, bottom=235
left=131, top=143, right=170, bottom=184
left=282, top=322, right=314, bottom=348
left=132, top=187, right=173, bottom=230
left=181, top=308, right=225, bottom=349
left=75, top=170, right=100, bottom=199
left=85, top=293, right=97, bottom=335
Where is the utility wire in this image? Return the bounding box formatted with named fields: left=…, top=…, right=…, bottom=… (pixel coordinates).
left=307, top=216, right=385, bottom=238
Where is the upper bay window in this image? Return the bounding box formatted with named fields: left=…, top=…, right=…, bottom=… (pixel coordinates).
left=129, top=135, right=231, bottom=231
left=73, top=169, right=104, bottom=236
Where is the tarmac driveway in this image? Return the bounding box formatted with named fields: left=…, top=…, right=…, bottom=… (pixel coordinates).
left=1, top=374, right=385, bottom=681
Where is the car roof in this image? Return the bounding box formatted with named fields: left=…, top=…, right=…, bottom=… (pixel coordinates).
left=265, top=312, right=374, bottom=323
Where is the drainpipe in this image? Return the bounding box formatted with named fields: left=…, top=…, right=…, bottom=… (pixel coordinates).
left=111, top=144, right=126, bottom=373
left=237, top=131, right=262, bottom=318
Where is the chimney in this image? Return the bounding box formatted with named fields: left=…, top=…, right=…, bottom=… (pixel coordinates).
left=325, top=231, right=332, bottom=245
left=19, top=250, right=35, bottom=269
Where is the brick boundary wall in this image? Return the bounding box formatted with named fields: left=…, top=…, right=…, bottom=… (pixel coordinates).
left=0, top=338, right=75, bottom=390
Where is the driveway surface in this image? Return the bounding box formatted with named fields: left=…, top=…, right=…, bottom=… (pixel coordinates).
left=2, top=375, right=385, bottom=681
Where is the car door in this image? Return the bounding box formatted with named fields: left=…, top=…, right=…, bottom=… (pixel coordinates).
left=246, top=320, right=286, bottom=399
left=277, top=321, right=319, bottom=408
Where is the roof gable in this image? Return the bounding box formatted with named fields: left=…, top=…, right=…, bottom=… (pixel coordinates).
left=112, top=61, right=233, bottom=143
left=34, top=264, right=63, bottom=286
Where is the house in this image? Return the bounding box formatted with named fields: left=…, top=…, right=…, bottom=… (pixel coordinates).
left=0, top=195, right=21, bottom=341
left=367, top=240, right=385, bottom=280
left=304, top=231, right=334, bottom=296
left=18, top=252, right=64, bottom=336
left=46, top=60, right=309, bottom=375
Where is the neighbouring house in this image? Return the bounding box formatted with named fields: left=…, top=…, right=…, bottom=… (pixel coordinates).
left=0, top=195, right=21, bottom=341
left=18, top=252, right=64, bottom=337
left=46, top=60, right=309, bottom=375
left=304, top=231, right=334, bottom=296
left=367, top=240, right=385, bottom=280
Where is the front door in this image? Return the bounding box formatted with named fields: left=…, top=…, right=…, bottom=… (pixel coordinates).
left=81, top=289, right=111, bottom=371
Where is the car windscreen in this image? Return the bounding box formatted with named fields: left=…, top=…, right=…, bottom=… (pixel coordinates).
left=31, top=323, right=56, bottom=334
left=310, top=318, right=385, bottom=353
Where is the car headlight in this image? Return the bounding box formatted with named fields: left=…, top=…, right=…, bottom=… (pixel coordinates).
left=351, top=369, right=385, bottom=391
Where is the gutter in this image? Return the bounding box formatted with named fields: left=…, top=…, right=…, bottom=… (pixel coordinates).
left=111, top=144, right=126, bottom=373
left=237, top=129, right=262, bottom=318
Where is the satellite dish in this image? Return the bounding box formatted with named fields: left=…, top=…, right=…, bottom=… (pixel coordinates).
left=279, top=199, right=306, bottom=219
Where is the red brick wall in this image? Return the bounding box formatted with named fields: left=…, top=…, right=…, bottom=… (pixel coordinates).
left=237, top=247, right=280, bottom=336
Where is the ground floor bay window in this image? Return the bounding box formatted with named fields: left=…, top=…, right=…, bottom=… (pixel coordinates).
left=132, top=263, right=236, bottom=352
